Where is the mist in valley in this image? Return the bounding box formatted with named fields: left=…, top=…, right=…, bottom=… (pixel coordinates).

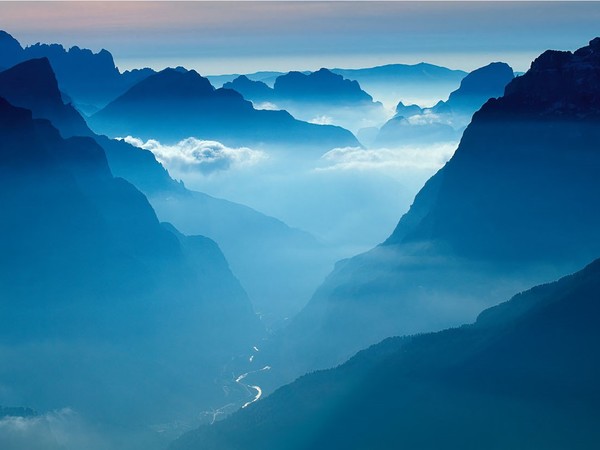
left=1, top=3, right=600, bottom=450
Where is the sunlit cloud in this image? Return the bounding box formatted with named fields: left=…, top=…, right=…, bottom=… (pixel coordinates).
left=0, top=409, right=107, bottom=450
left=122, top=136, right=267, bottom=174
left=309, top=115, right=334, bottom=125
left=253, top=102, right=280, bottom=111
left=317, top=143, right=458, bottom=172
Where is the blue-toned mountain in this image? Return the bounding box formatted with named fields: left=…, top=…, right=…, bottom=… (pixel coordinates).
left=431, top=61, right=514, bottom=116
left=224, top=68, right=388, bottom=133
left=250, top=38, right=600, bottom=391
left=174, top=257, right=600, bottom=450
left=0, top=58, right=331, bottom=325
left=374, top=62, right=513, bottom=147
left=0, top=96, right=262, bottom=425
left=0, top=30, right=156, bottom=112
left=90, top=68, right=359, bottom=151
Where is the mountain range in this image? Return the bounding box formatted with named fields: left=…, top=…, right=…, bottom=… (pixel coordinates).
left=0, top=56, right=333, bottom=326
left=173, top=256, right=600, bottom=450
left=331, top=62, right=468, bottom=107
left=89, top=68, right=360, bottom=151
left=0, top=30, right=154, bottom=113
left=248, top=38, right=600, bottom=392
left=374, top=62, right=514, bottom=147
left=212, top=63, right=468, bottom=108
left=0, top=94, right=263, bottom=426
left=224, top=68, right=388, bottom=133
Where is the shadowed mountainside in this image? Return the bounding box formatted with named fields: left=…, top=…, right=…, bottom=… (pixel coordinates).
left=250, top=38, right=600, bottom=392
left=0, top=30, right=154, bottom=112
left=0, top=96, right=263, bottom=427
left=0, top=57, right=332, bottom=325
left=173, top=257, right=600, bottom=450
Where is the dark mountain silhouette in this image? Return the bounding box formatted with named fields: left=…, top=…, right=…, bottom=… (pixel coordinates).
left=223, top=75, right=274, bottom=103
left=274, top=68, right=375, bottom=105
left=0, top=58, right=91, bottom=138
left=250, top=38, right=600, bottom=391
left=0, top=57, right=332, bottom=324
left=89, top=68, right=359, bottom=150
left=207, top=71, right=288, bottom=88
left=431, top=61, right=514, bottom=116
left=0, top=97, right=263, bottom=425
left=0, top=30, right=22, bottom=66
left=374, top=62, right=513, bottom=147
left=0, top=30, right=155, bottom=111
left=224, top=68, right=388, bottom=133
left=173, top=257, right=600, bottom=450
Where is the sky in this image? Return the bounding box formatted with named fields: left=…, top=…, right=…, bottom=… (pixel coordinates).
left=1, top=1, right=599, bottom=75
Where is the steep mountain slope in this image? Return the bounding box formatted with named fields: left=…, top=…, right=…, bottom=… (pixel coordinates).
left=0, top=58, right=330, bottom=324
left=0, top=30, right=155, bottom=111
left=252, top=38, right=600, bottom=390
left=173, top=257, right=600, bottom=450
left=431, top=61, right=514, bottom=118
left=0, top=97, right=263, bottom=426
left=89, top=68, right=359, bottom=151
left=0, top=58, right=91, bottom=138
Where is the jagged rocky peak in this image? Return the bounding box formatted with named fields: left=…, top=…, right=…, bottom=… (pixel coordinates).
left=499, top=37, right=600, bottom=116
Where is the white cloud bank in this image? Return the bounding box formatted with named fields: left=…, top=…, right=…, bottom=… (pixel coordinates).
left=0, top=409, right=108, bottom=450
left=122, top=136, right=267, bottom=174
left=318, top=142, right=458, bottom=172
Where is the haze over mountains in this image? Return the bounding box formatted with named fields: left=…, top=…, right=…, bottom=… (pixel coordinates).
left=89, top=67, right=360, bottom=151
left=0, top=95, right=263, bottom=429
left=224, top=68, right=389, bottom=133
left=174, top=257, right=600, bottom=450
left=211, top=63, right=468, bottom=108
left=0, top=51, right=333, bottom=327
left=374, top=62, right=515, bottom=147
left=248, top=38, right=600, bottom=392
left=1, top=25, right=599, bottom=450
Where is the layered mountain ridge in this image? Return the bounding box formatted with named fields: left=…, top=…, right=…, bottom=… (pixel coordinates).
left=0, top=30, right=154, bottom=111
left=173, top=257, right=600, bottom=450
left=0, top=95, right=263, bottom=425
left=89, top=68, right=360, bottom=151
left=0, top=57, right=332, bottom=325
left=250, top=38, right=600, bottom=391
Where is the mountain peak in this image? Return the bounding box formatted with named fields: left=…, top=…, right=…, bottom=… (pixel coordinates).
left=0, top=57, right=62, bottom=102
left=0, top=30, right=21, bottom=46
left=120, top=68, right=216, bottom=101
left=0, top=57, right=91, bottom=138
left=448, top=62, right=513, bottom=102
left=274, top=67, right=374, bottom=104
left=499, top=37, right=600, bottom=117
left=0, top=30, right=23, bottom=66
